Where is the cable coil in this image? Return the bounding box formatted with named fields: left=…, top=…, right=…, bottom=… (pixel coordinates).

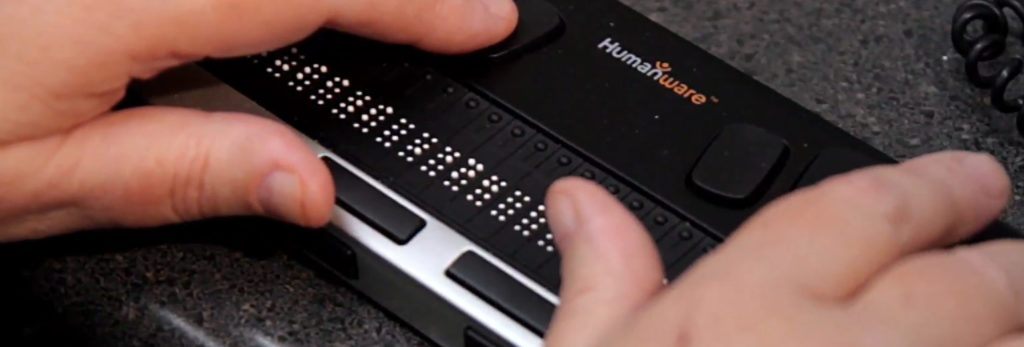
left=952, top=0, right=1024, bottom=135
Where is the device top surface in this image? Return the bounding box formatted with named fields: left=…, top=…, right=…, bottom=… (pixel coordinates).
left=3, top=1, right=1024, bottom=346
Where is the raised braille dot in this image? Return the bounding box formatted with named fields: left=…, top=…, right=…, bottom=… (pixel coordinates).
left=511, top=127, right=525, bottom=137
left=534, top=142, right=548, bottom=151
left=558, top=156, right=572, bottom=166
left=466, top=99, right=480, bottom=109
left=582, top=170, right=596, bottom=179
left=444, top=86, right=456, bottom=94
left=654, top=215, right=668, bottom=225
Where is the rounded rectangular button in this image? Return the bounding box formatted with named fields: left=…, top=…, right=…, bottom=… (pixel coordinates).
left=689, top=124, right=788, bottom=205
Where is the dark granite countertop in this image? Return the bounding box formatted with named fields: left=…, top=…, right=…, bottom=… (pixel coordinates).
left=4, top=0, right=1024, bottom=346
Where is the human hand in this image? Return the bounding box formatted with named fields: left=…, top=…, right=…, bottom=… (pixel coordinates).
left=0, top=0, right=517, bottom=242
left=543, top=151, right=1023, bottom=347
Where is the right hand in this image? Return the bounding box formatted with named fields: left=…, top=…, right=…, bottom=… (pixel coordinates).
left=543, top=150, right=1024, bottom=347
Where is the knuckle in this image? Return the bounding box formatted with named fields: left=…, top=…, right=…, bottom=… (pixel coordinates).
left=167, top=132, right=214, bottom=222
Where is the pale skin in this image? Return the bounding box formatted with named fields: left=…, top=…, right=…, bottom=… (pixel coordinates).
left=2, top=1, right=1023, bottom=346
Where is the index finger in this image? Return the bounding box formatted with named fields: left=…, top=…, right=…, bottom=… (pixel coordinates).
left=696, top=151, right=1011, bottom=301
left=0, top=0, right=518, bottom=143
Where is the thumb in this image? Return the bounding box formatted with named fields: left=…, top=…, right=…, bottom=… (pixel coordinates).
left=0, top=106, right=334, bottom=241
left=543, top=177, right=665, bottom=347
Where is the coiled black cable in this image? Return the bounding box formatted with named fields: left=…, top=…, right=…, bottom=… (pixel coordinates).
left=952, top=0, right=1024, bottom=136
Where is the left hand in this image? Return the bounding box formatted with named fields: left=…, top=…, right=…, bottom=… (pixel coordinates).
left=0, top=0, right=518, bottom=241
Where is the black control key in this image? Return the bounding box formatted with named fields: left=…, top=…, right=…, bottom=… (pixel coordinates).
left=449, top=107, right=514, bottom=153
left=666, top=238, right=720, bottom=280
left=322, top=157, right=426, bottom=245
left=469, top=121, right=537, bottom=169
left=447, top=251, right=555, bottom=335
left=601, top=176, right=632, bottom=200
left=656, top=222, right=705, bottom=271
left=622, top=192, right=655, bottom=221
left=571, top=163, right=606, bottom=183
left=642, top=208, right=681, bottom=241
left=536, top=148, right=582, bottom=179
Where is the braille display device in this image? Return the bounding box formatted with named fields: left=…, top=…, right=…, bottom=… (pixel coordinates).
left=130, top=0, right=1024, bottom=346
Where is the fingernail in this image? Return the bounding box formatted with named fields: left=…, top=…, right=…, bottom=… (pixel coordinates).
left=479, top=0, right=516, bottom=18
left=547, top=190, right=580, bottom=242
left=259, top=170, right=303, bottom=222
left=960, top=152, right=1007, bottom=198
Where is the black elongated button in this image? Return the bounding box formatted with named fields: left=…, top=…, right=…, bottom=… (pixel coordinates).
left=690, top=124, right=788, bottom=204
left=322, top=157, right=426, bottom=245
left=793, top=147, right=883, bottom=189
left=447, top=251, right=555, bottom=335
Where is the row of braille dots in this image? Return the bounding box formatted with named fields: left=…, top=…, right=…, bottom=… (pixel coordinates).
left=257, top=48, right=537, bottom=232
left=265, top=48, right=452, bottom=166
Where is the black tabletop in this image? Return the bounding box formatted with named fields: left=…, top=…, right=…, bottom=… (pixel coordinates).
left=4, top=0, right=1023, bottom=346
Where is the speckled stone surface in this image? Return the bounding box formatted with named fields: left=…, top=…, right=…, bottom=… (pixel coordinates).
left=3, top=0, right=1023, bottom=346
